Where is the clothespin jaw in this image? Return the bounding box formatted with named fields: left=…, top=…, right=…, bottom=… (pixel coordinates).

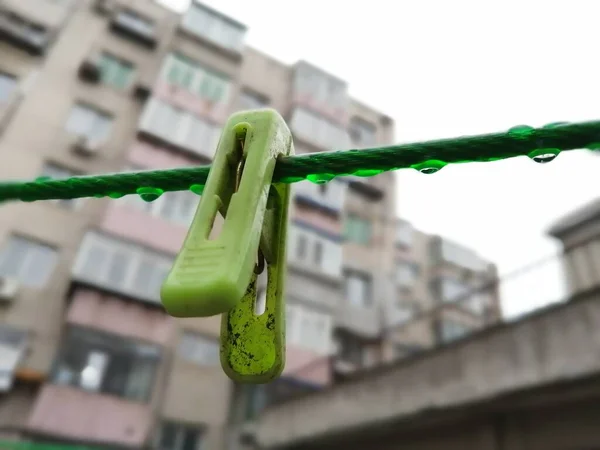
left=160, top=108, right=293, bottom=383
left=220, top=179, right=290, bottom=383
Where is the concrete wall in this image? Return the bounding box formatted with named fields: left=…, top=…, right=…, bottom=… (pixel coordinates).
left=256, top=286, right=600, bottom=448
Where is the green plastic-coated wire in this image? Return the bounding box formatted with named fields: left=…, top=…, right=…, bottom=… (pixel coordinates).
left=0, top=121, right=597, bottom=202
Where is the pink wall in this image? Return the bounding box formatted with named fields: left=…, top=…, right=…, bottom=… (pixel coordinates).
left=100, top=204, right=188, bottom=254
left=294, top=93, right=348, bottom=126
left=28, top=385, right=153, bottom=446
left=154, top=80, right=228, bottom=124
left=294, top=204, right=342, bottom=236
left=128, top=140, right=198, bottom=170
left=67, top=288, right=174, bottom=345
left=284, top=346, right=331, bottom=385
left=100, top=140, right=198, bottom=253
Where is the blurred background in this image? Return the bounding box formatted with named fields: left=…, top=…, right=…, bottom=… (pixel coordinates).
left=0, top=0, right=600, bottom=449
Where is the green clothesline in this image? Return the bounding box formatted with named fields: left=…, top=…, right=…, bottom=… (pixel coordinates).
left=0, top=121, right=597, bottom=203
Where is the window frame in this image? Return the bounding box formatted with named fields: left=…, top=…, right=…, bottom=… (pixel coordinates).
left=157, top=421, right=205, bottom=450
left=290, top=107, right=351, bottom=150
left=180, top=3, right=245, bottom=52
left=344, top=213, right=372, bottom=245
left=349, top=117, right=377, bottom=147
left=98, top=52, right=135, bottom=90
left=0, top=235, right=58, bottom=287
left=139, top=97, right=221, bottom=157
left=288, top=224, right=342, bottom=277
left=161, top=53, right=232, bottom=105
left=64, top=102, right=113, bottom=144
left=72, top=231, right=174, bottom=303
left=51, top=326, right=161, bottom=403
left=177, top=330, right=220, bottom=366
left=286, top=303, right=332, bottom=354
left=344, top=270, right=373, bottom=308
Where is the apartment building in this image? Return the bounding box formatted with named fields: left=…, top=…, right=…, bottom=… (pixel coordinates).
left=0, top=1, right=398, bottom=450
left=548, top=198, right=600, bottom=296
left=379, top=219, right=501, bottom=364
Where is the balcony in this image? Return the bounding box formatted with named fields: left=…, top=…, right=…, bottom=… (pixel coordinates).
left=0, top=10, right=50, bottom=55
left=66, top=288, right=174, bottom=346
left=293, top=179, right=346, bottom=215
left=28, top=384, right=153, bottom=446
left=28, top=326, right=161, bottom=446
left=331, top=330, right=382, bottom=381
left=110, top=10, right=158, bottom=49
left=292, top=61, right=349, bottom=126
left=289, top=108, right=351, bottom=152
left=343, top=176, right=384, bottom=200
left=287, top=222, right=344, bottom=285
left=179, top=1, right=247, bottom=59
left=71, top=231, right=175, bottom=305
left=431, top=237, right=491, bottom=273
left=138, top=97, right=221, bottom=161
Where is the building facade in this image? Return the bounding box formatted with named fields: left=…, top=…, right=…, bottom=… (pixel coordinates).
left=0, top=1, right=499, bottom=449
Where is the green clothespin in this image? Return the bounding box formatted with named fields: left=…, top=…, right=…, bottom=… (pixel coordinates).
left=161, top=109, right=294, bottom=383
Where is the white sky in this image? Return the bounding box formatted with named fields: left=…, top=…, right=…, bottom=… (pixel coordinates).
left=159, top=0, right=600, bottom=318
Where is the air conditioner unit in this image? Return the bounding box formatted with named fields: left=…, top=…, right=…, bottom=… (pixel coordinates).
left=0, top=278, right=19, bottom=302
left=72, top=136, right=101, bottom=156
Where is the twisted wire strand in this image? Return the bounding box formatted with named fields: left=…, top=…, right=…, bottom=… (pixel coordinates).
left=0, top=121, right=597, bottom=202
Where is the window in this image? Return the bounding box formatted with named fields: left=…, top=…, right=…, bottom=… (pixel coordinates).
left=177, top=331, right=219, bottom=366
left=337, top=335, right=365, bottom=365
left=288, top=224, right=342, bottom=277
left=313, top=241, right=323, bottom=265
left=395, top=301, right=418, bottom=324
left=0, top=236, right=57, bottom=287
left=396, top=262, right=419, bottom=289
left=72, top=232, right=173, bottom=303
left=114, top=10, right=155, bottom=38
left=344, top=214, right=372, bottom=245
left=2, top=12, right=48, bottom=47
left=157, top=422, right=204, bottom=450
left=293, top=63, right=348, bottom=111
left=98, top=53, right=134, bottom=89
left=243, top=385, right=267, bottom=420
left=396, top=221, right=414, bottom=248
left=64, top=103, right=113, bottom=144
left=238, top=89, right=268, bottom=110
left=0, top=326, right=28, bottom=392
left=295, top=234, right=307, bottom=259
left=0, top=73, right=17, bottom=104
left=286, top=304, right=331, bottom=354
left=52, top=327, right=160, bottom=402
left=349, top=117, right=377, bottom=147
left=161, top=53, right=231, bottom=105
left=39, top=163, right=83, bottom=210
left=345, top=271, right=372, bottom=308
left=293, top=179, right=346, bottom=211
left=290, top=108, right=351, bottom=150
left=439, top=239, right=488, bottom=272
left=464, top=291, right=488, bottom=315
left=439, top=320, right=472, bottom=343
left=139, top=98, right=221, bottom=158
left=439, top=277, right=469, bottom=303
left=394, top=343, right=424, bottom=359
left=119, top=178, right=199, bottom=226
left=181, top=3, right=246, bottom=52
